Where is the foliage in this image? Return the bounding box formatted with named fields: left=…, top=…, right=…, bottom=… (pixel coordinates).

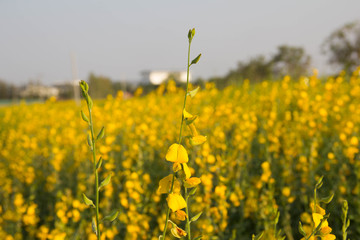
left=322, top=21, right=360, bottom=72
left=214, top=45, right=311, bottom=88
left=88, top=73, right=114, bottom=99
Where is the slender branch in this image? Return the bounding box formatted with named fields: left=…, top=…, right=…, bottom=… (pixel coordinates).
left=88, top=107, right=101, bottom=240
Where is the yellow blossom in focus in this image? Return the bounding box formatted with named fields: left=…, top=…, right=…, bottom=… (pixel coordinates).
left=166, top=144, right=188, bottom=163
left=184, top=177, right=201, bottom=188
left=167, top=193, right=186, bottom=212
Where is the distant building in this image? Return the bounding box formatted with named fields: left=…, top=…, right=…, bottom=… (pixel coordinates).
left=19, top=83, right=59, bottom=99
left=141, top=70, right=190, bottom=85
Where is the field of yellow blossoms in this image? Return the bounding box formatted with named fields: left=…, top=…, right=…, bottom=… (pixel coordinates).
left=1, top=68, right=360, bottom=239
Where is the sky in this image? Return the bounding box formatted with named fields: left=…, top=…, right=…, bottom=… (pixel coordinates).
left=1, top=0, right=360, bottom=85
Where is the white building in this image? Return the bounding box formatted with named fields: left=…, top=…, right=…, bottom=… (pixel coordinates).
left=141, top=70, right=191, bottom=85
left=20, top=83, right=59, bottom=99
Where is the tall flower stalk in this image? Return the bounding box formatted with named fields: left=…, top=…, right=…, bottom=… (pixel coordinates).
left=158, top=28, right=206, bottom=240
left=79, top=81, right=119, bottom=239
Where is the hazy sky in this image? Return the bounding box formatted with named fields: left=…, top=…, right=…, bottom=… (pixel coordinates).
left=1, top=1, right=359, bottom=85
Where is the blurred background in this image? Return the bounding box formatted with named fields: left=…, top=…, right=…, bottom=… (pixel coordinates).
left=1, top=0, right=360, bottom=101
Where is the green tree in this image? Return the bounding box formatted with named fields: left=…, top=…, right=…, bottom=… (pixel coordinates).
left=271, top=45, right=311, bottom=79
left=322, top=21, right=360, bottom=72
left=226, top=55, right=272, bottom=83
left=88, top=73, right=113, bottom=99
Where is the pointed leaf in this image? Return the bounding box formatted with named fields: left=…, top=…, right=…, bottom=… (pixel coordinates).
left=96, top=126, right=105, bottom=140
left=185, top=115, right=197, bottom=125
left=187, top=86, right=200, bottom=98
left=99, top=174, right=111, bottom=190
left=87, top=134, right=92, bottom=148
left=190, top=212, right=202, bottom=223
left=298, top=222, right=306, bottom=237
left=81, top=110, right=89, bottom=123
left=96, top=156, right=103, bottom=170
left=315, top=176, right=324, bottom=189
left=189, top=187, right=197, bottom=196
left=319, top=193, right=334, bottom=204
left=82, top=193, right=95, bottom=208
left=193, top=236, right=202, bottom=240
left=102, top=210, right=119, bottom=222
left=253, top=231, right=264, bottom=240
left=191, top=53, right=201, bottom=65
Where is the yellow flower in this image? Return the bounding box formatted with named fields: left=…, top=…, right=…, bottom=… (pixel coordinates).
left=182, top=163, right=191, bottom=179
left=166, top=144, right=188, bottom=163
left=190, top=135, right=207, bottom=146
left=310, top=203, right=326, bottom=216
left=157, top=174, right=181, bottom=194
left=175, top=210, right=187, bottom=221
left=171, top=225, right=187, bottom=238
left=184, top=177, right=201, bottom=188
left=167, top=193, right=186, bottom=212
left=183, top=109, right=194, bottom=119
left=312, top=213, right=327, bottom=228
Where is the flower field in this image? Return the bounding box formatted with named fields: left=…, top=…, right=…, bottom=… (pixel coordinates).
left=1, top=68, right=360, bottom=239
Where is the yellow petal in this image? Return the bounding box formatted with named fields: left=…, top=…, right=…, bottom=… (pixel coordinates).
left=167, top=193, right=186, bottom=212
left=183, top=109, right=193, bottom=119
left=171, top=225, right=187, bottom=238
left=320, top=226, right=332, bottom=235
left=157, top=174, right=181, bottom=194
left=184, top=177, right=201, bottom=188
left=310, top=202, right=326, bottom=215
left=323, top=234, right=336, bottom=240
left=173, top=162, right=182, bottom=172
left=175, top=210, right=187, bottom=221
left=166, top=144, right=188, bottom=163
left=188, top=123, right=198, bottom=136
left=312, top=213, right=328, bottom=228
left=182, top=163, right=191, bottom=179
left=190, top=135, right=207, bottom=146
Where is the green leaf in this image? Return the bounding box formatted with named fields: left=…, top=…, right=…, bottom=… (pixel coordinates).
left=189, top=187, right=197, bottom=196
left=81, top=110, right=89, bottom=123
left=185, top=115, right=197, bottom=125
left=87, top=134, right=92, bottom=148
left=191, top=53, right=202, bottom=65
left=274, top=211, right=280, bottom=224
left=253, top=231, right=264, bottom=240
left=298, top=222, right=306, bottom=237
left=92, top=217, right=97, bottom=235
left=96, top=126, right=105, bottom=140
left=190, top=212, right=202, bottom=223
left=102, top=210, right=119, bottom=222
left=193, top=236, right=202, bottom=240
left=319, top=193, right=334, bottom=204
left=187, top=86, right=200, bottom=98
left=82, top=193, right=95, bottom=208
left=99, top=174, right=111, bottom=190
left=96, top=156, right=103, bottom=170
left=315, top=176, right=324, bottom=189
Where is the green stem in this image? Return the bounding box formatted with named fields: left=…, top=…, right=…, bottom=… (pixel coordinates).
left=161, top=174, right=176, bottom=239
left=178, top=38, right=192, bottom=144
left=185, top=188, right=191, bottom=240
left=161, top=36, right=192, bottom=240
left=88, top=107, right=100, bottom=240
